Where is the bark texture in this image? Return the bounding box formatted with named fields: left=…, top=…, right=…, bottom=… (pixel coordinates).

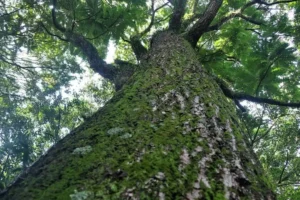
left=0, top=32, right=275, bottom=200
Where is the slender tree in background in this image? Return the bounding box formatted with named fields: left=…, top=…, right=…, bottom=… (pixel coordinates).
left=1, top=0, right=300, bottom=199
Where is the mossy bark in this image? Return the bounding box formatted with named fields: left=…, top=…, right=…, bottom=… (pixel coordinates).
left=0, top=32, right=275, bottom=200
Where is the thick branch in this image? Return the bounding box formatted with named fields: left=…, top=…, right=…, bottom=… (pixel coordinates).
left=123, top=1, right=169, bottom=60
left=120, top=2, right=170, bottom=61
left=51, top=0, right=66, bottom=32
left=239, top=0, right=297, bottom=11
left=234, top=99, right=247, bottom=112
left=185, top=0, right=223, bottom=47
left=68, top=31, right=135, bottom=90
left=50, top=0, right=118, bottom=82
left=215, top=76, right=300, bottom=108
left=122, top=37, right=147, bottom=61
left=113, top=60, right=137, bottom=91
left=258, top=0, right=298, bottom=6
left=39, top=22, right=68, bottom=42
left=67, top=32, right=116, bottom=81
left=129, top=36, right=148, bottom=61
left=204, top=0, right=295, bottom=33
left=219, top=81, right=300, bottom=108
left=239, top=14, right=262, bottom=25
left=207, top=12, right=262, bottom=32
left=168, top=0, right=187, bottom=31
left=140, top=1, right=169, bottom=36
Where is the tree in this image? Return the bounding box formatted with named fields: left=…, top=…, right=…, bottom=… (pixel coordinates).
left=0, top=0, right=300, bottom=199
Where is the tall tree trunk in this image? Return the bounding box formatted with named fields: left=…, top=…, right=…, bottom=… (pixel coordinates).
left=0, top=31, right=275, bottom=200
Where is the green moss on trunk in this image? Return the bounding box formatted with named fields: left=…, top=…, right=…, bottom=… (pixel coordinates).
left=0, top=31, right=275, bottom=200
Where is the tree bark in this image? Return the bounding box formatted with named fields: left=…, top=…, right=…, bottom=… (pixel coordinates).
left=0, top=31, right=275, bottom=200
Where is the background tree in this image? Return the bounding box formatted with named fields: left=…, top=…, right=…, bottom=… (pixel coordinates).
left=0, top=0, right=300, bottom=199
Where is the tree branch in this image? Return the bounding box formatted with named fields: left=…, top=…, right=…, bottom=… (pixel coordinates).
left=67, top=32, right=116, bottom=81
left=207, top=11, right=262, bottom=32
left=241, top=0, right=257, bottom=12
left=245, top=28, right=262, bottom=36
left=121, top=1, right=169, bottom=61
left=0, top=8, right=21, bottom=18
left=113, top=60, right=137, bottom=91
left=129, top=36, right=148, bottom=61
left=185, top=0, right=223, bottom=47
left=253, top=123, right=274, bottom=144
left=258, top=0, right=298, bottom=6
left=255, top=57, right=280, bottom=95
left=118, top=2, right=171, bottom=62
left=85, top=15, right=122, bottom=40
left=0, top=55, right=36, bottom=73
left=76, top=10, right=102, bottom=23
left=239, top=0, right=297, bottom=11
left=50, top=0, right=118, bottom=83
left=168, top=0, right=187, bottom=31
left=251, top=109, right=265, bottom=145
left=229, top=90, right=300, bottom=108
left=193, top=0, right=200, bottom=14
left=204, top=0, right=295, bottom=33
left=278, top=152, right=289, bottom=184
left=140, top=1, right=169, bottom=36
left=216, top=76, right=300, bottom=108
left=234, top=99, right=247, bottom=112
left=239, top=14, right=263, bottom=25
left=206, top=12, right=239, bottom=31
left=39, top=22, right=68, bottom=42
left=51, top=0, right=66, bottom=33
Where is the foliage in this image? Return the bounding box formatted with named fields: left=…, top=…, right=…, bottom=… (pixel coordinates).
left=239, top=104, right=300, bottom=198
left=0, top=0, right=300, bottom=199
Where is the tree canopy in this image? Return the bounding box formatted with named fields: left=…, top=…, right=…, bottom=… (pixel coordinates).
left=1, top=0, right=300, bottom=199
